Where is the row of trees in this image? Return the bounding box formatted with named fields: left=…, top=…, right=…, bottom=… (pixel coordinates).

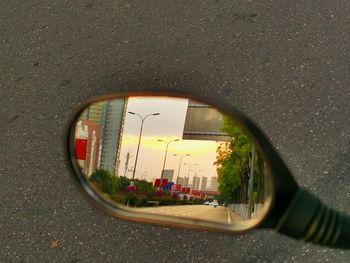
left=88, top=169, right=206, bottom=207
left=215, top=116, right=265, bottom=206
left=89, top=169, right=155, bottom=195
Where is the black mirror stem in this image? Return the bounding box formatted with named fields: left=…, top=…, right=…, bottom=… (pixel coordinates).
left=276, top=188, right=350, bottom=248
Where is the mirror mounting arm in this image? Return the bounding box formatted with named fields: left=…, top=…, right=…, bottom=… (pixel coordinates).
left=276, top=188, right=350, bottom=249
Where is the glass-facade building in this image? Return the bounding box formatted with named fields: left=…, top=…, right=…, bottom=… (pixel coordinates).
left=82, top=98, right=128, bottom=176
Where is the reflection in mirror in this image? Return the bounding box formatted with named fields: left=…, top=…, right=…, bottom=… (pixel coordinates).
left=73, top=96, right=272, bottom=226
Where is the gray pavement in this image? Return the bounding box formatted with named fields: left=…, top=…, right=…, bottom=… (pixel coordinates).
left=1, top=0, right=350, bottom=262
left=136, top=205, right=240, bottom=224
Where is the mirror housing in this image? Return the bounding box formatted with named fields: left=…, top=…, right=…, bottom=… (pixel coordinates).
left=65, top=91, right=350, bottom=248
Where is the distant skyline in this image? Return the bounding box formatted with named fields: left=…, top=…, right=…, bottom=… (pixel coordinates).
left=118, top=97, right=222, bottom=185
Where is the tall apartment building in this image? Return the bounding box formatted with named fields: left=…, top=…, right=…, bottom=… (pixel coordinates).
left=209, top=176, right=218, bottom=191
left=80, top=98, right=127, bottom=176
left=162, top=169, right=174, bottom=182
left=177, top=176, right=189, bottom=188
left=192, top=176, right=200, bottom=190
left=200, top=176, right=207, bottom=191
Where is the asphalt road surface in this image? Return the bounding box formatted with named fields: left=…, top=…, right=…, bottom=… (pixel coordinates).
left=1, top=1, right=350, bottom=262
left=136, top=205, right=241, bottom=224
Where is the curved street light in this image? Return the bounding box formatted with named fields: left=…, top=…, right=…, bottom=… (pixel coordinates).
left=173, top=153, right=190, bottom=185
left=157, top=139, right=179, bottom=179
left=128, top=111, right=160, bottom=181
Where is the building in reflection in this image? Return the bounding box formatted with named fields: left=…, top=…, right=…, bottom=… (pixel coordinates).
left=192, top=176, right=200, bottom=190
left=182, top=100, right=231, bottom=141
left=75, top=120, right=102, bottom=176
left=79, top=99, right=128, bottom=176
left=176, top=176, right=188, bottom=188
left=162, top=169, right=174, bottom=182
left=200, top=176, right=207, bottom=191
left=75, top=120, right=101, bottom=176
left=75, top=121, right=89, bottom=174
left=208, top=176, right=218, bottom=191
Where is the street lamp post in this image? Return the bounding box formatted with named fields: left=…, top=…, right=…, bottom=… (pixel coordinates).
left=158, top=139, right=179, bottom=179
left=184, top=162, right=197, bottom=189
left=128, top=111, right=160, bottom=181
left=173, top=153, right=190, bottom=185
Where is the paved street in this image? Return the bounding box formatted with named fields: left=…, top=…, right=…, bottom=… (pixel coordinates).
left=136, top=205, right=242, bottom=224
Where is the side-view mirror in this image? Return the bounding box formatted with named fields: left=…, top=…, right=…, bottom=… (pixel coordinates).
left=65, top=92, right=350, bottom=248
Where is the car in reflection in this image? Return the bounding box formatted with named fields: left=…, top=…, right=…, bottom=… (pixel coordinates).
left=211, top=200, right=219, bottom=208
left=204, top=201, right=210, bottom=205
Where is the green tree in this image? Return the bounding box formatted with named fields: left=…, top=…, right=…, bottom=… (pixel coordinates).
left=134, top=179, right=156, bottom=193
left=215, top=116, right=264, bottom=204
left=117, top=177, right=155, bottom=193
left=90, top=169, right=120, bottom=195
left=119, top=176, right=130, bottom=192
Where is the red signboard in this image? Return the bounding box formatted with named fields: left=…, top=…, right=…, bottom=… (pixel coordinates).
left=154, top=179, right=169, bottom=188
left=174, top=184, right=182, bottom=191
left=154, top=179, right=161, bottom=187
left=180, top=187, right=190, bottom=193
left=75, top=139, right=88, bottom=160
left=126, top=185, right=137, bottom=192
left=161, top=179, right=168, bottom=187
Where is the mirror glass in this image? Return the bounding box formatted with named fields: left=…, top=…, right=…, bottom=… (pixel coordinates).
left=72, top=96, right=272, bottom=226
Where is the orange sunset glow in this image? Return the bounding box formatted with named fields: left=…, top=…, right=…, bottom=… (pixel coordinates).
left=121, top=135, right=220, bottom=156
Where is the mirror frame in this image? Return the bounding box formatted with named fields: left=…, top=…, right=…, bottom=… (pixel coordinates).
left=64, top=90, right=300, bottom=233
